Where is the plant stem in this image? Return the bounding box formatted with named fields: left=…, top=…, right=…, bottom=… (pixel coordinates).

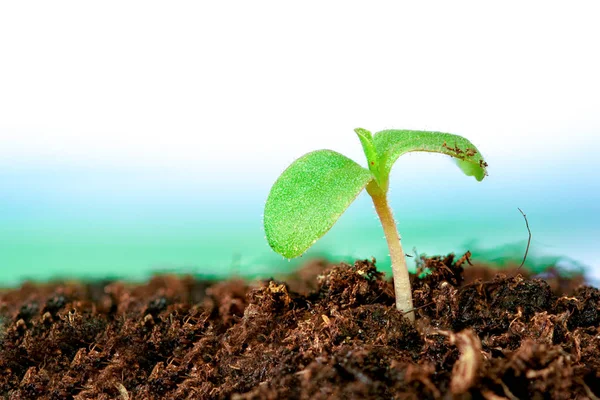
left=369, top=191, right=415, bottom=321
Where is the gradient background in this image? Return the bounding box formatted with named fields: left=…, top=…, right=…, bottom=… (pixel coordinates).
left=1, top=2, right=599, bottom=286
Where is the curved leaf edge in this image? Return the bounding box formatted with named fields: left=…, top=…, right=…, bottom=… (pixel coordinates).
left=264, top=149, right=374, bottom=259
left=373, top=129, right=488, bottom=182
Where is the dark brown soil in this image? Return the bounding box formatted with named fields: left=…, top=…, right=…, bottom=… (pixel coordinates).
left=1, top=253, right=598, bottom=399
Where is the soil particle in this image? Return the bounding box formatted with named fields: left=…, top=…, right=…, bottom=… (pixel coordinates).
left=0, top=253, right=598, bottom=399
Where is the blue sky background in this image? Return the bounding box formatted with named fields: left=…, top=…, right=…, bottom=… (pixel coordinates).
left=0, top=1, right=599, bottom=286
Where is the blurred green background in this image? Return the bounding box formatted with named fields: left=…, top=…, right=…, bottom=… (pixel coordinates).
left=1, top=155, right=596, bottom=286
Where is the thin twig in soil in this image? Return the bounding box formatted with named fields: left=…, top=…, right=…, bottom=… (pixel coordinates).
left=511, top=207, right=531, bottom=277
left=458, top=208, right=533, bottom=293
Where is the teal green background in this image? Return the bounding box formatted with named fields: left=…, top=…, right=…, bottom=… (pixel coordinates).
left=2, top=153, right=597, bottom=286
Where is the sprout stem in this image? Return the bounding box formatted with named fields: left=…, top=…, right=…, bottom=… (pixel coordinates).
left=370, top=192, right=415, bottom=321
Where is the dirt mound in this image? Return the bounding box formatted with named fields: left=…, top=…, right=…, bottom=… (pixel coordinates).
left=0, top=254, right=598, bottom=399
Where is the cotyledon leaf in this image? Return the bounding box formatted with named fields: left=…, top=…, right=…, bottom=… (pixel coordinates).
left=354, top=128, right=383, bottom=184
left=264, top=149, right=374, bottom=258
left=372, top=129, right=488, bottom=182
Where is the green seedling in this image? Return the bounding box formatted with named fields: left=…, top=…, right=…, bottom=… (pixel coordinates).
left=264, top=128, right=487, bottom=321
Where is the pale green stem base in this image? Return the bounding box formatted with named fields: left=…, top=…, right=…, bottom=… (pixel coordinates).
left=370, top=192, right=415, bottom=321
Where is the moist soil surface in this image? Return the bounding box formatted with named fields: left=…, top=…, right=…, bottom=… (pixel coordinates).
left=0, top=253, right=598, bottom=399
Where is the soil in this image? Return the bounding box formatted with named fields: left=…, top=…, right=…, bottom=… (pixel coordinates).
left=0, top=253, right=598, bottom=399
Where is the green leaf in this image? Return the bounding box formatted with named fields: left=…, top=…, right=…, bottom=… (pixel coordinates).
left=372, top=129, right=488, bottom=182
left=354, top=128, right=377, bottom=162
left=264, top=150, right=374, bottom=258
left=354, top=128, right=382, bottom=182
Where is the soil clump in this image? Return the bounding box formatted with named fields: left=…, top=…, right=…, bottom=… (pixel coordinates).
left=0, top=254, right=598, bottom=399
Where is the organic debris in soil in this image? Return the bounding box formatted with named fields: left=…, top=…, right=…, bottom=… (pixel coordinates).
left=0, top=255, right=598, bottom=399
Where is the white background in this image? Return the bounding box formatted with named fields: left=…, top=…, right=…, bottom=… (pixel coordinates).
left=1, top=1, right=598, bottom=181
